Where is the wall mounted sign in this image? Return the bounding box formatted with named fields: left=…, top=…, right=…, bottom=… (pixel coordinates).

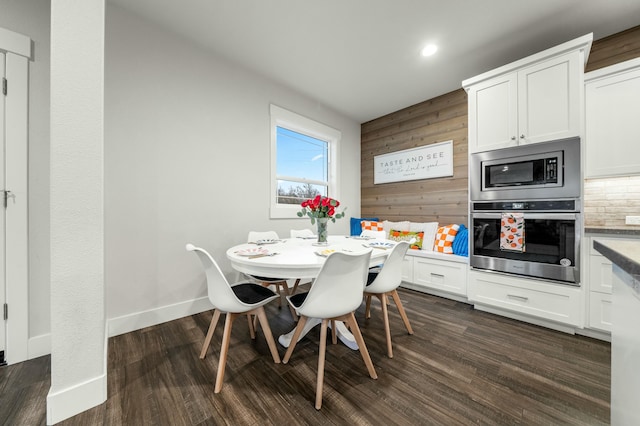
left=374, top=140, right=453, bottom=184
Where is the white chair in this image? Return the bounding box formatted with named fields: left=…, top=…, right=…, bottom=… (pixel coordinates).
left=246, top=231, right=291, bottom=311
left=360, top=229, right=387, bottom=240
left=290, top=228, right=314, bottom=238
left=248, top=230, right=280, bottom=243
left=186, top=244, right=281, bottom=393
left=283, top=250, right=377, bottom=409
left=363, top=241, right=414, bottom=358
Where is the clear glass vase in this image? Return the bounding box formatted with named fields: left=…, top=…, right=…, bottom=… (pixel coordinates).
left=315, top=217, right=329, bottom=245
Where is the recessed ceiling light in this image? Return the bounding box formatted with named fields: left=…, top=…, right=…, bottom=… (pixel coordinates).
left=421, top=44, right=438, bottom=57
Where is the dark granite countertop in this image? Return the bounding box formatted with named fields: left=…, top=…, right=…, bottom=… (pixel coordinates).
left=585, top=227, right=640, bottom=237
left=593, top=240, right=640, bottom=278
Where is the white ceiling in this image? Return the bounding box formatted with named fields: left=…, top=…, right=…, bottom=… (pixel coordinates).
left=109, top=0, right=640, bottom=123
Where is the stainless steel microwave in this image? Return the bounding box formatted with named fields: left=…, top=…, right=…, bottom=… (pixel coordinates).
left=470, top=137, right=581, bottom=201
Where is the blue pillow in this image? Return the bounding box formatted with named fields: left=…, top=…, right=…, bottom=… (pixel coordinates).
left=452, top=224, right=469, bottom=257
left=350, top=217, right=379, bottom=236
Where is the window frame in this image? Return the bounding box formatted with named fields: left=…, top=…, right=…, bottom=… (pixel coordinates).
left=270, top=104, right=341, bottom=219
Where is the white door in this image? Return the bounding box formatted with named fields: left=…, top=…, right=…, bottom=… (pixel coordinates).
left=517, top=51, right=581, bottom=145
left=585, top=59, right=640, bottom=177
left=0, top=51, right=6, bottom=363
left=467, top=72, right=518, bottom=153
left=0, top=28, right=30, bottom=365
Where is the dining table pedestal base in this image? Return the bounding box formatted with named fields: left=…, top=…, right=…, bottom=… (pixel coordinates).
left=278, top=318, right=359, bottom=350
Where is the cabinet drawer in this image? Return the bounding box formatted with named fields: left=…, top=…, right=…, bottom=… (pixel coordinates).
left=413, top=257, right=467, bottom=296
left=469, top=271, right=582, bottom=326
left=588, top=292, right=612, bottom=332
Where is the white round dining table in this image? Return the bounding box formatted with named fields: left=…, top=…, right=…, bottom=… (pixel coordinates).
left=226, top=235, right=396, bottom=349
left=226, top=235, right=392, bottom=280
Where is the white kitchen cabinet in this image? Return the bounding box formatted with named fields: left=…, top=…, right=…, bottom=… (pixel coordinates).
left=400, top=252, right=468, bottom=300
left=467, top=72, right=518, bottom=152
left=588, top=292, right=612, bottom=332
left=583, top=235, right=633, bottom=333
left=468, top=270, right=583, bottom=327
left=401, top=255, right=414, bottom=283
left=589, top=243, right=613, bottom=294
left=585, top=57, right=640, bottom=177
left=412, top=256, right=467, bottom=297
left=464, top=34, right=591, bottom=153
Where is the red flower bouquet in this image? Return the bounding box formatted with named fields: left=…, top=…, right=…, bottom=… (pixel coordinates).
left=297, top=195, right=345, bottom=224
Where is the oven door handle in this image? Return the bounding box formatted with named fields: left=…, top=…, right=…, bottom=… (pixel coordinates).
left=471, top=212, right=579, bottom=221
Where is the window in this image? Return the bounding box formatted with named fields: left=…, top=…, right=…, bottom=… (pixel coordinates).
left=270, top=105, right=340, bottom=218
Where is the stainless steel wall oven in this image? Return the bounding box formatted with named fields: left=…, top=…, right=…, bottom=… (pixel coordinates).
left=470, top=138, right=581, bottom=284
left=471, top=200, right=580, bottom=284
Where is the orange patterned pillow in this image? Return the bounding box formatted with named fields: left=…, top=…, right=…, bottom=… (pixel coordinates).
left=388, top=230, right=424, bottom=250
left=434, top=224, right=460, bottom=254
left=361, top=220, right=384, bottom=231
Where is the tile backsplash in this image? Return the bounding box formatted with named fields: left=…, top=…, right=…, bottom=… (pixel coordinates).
left=584, top=176, right=640, bottom=229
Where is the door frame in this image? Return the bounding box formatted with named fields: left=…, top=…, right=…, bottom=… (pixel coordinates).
left=1, top=27, right=31, bottom=365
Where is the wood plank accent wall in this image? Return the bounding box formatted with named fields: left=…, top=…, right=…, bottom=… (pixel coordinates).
left=361, top=89, right=468, bottom=226
left=586, top=25, right=640, bottom=72
left=360, top=25, right=640, bottom=228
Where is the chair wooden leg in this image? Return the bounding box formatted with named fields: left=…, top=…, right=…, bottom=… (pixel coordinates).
left=345, top=312, right=377, bottom=380
left=291, top=278, right=301, bottom=294
left=380, top=293, right=393, bottom=358
left=280, top=281, right=290, bottom=297
left=391, top=290, right=414, bottom=335
left=254, top=307, right=281, bottom=364
left=283, top=316, right=308, bottom=364
left=288, top=304, right=299, bottom=321
left=316, top=319, right=329, bottom=410
left=365, top=295, right=372, bottom=319
left=200, top=309, right=221, bottom=359
left=214, top=312, right=236, bottom=393
left=330, top=320, right=337, bottom=344
left=275, top=284, right=282, bottom=308
left=247, top=314, right=256, bottom=340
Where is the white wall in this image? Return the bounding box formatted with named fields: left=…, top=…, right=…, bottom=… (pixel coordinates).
left=48, top=0, right=106, bottom=423
left=0, top=0, right=51, bottom=352
left=0, top=0, right=361, bottom=360
left=104, top=5, right=361, bottom=329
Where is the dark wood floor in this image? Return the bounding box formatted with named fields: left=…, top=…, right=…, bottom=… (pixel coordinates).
left=1, top=288, right=611, bottom=425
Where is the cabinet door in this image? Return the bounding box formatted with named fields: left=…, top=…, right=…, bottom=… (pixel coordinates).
left=589, top=255, right=613, bottom=294
left=401, top=256, right=413, bottom=283
left=588, top=292, right=612, bottom=332
left=467, top=72, right=518, bottom=153
left=585, top=64, right=640, bottom=177
left=518, top=51, right=581, bottom=145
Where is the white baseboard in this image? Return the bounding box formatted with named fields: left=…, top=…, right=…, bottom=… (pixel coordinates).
left=46, top=370, right=107, bottom=425
left=25, top=297, right=213, bottom=359
left=576, top=327, right=611, bottom=342
left=108, top=296, right=212, bottom=337
left=28, top=333, right=51, bottom=359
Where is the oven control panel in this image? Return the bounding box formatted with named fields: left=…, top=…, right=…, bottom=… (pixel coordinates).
left=472, top=199, right=578, bottom=212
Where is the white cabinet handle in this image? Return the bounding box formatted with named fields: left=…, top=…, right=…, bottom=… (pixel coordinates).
left=520, top=134, right=526, bottom=139
left=507, top=294, right=529, bottom=302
